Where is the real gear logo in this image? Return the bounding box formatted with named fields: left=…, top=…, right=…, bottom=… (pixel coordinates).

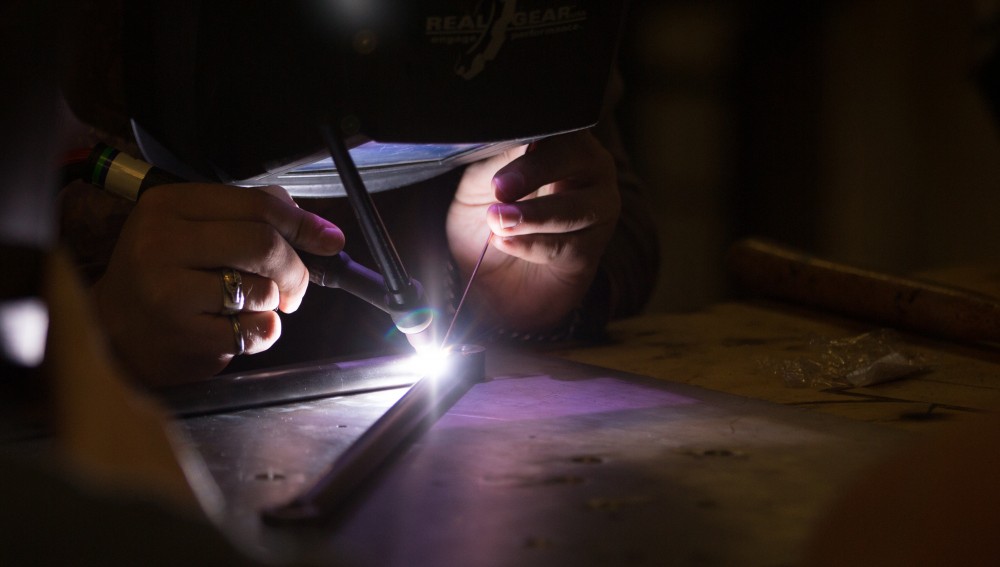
left=424, top=1, right=588, bottom=79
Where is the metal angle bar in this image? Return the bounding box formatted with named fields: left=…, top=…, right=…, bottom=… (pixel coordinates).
left=155, top=354, right=422, bottom=417
left=261, top=344, right=486, bottom=525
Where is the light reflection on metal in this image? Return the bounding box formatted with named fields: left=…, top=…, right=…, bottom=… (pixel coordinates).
left=248, top=137, right=544, bottom=197
left=156, top=353, right=424, bottom=417
left=262, top=344, right=485, bottom=525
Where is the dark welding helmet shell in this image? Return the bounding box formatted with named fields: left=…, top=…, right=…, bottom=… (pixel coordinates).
left=122, top=1, right=628, bottom=187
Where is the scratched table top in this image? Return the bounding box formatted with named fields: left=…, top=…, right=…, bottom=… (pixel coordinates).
left=175, top=267, right=1000, bottom=565
left=181, top=347, right=909, bottom=566
left=554, top=264, right=1000, bottom=432
left=554, top=301, right=1000, bottom=432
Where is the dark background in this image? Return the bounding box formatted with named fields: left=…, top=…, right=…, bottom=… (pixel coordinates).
left=616, top=0, right=1000, bottom=313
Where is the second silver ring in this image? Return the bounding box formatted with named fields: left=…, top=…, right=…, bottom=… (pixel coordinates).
left=221, top=268, right=245, bottom=314
left=230, top=315, right=246, bottom=356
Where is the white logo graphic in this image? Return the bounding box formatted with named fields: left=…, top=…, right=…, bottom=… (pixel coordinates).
left=425, top=1, right=588, bottom=79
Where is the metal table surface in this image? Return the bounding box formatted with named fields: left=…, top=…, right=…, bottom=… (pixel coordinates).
left=180, top=347, right=910, bottom=566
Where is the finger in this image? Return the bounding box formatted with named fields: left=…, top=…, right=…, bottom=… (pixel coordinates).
left=492, top=232, right=592, bottom=270
left=232, top=311, right=281, bottom=356
left=486, top=189, right=620, bottom=236
left=491, top=131, right=612, bottom=203
left=142, top=183, right=345, bottom=255
left=451, top=143, right=530, bottom=209
left=146, top=310, right=281, bottom=374
left=229, top=271, right=280, bottom=312
left=255, top=184, right=298, bottom=206
left=134, top=268, right=278, bottom=319
left=170, top=220, right=311, bottom=312
left=173, top=269, right=280, bottom=315
left=195, top=311, right=281, bottom=359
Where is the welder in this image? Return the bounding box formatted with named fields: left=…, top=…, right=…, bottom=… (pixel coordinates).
left=57, top=0, right=661, bottom=386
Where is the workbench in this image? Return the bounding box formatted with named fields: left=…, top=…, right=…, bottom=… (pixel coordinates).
left=556, top=300, right=1000, bottom=431
left=172, top=268, right=1000, bottom=566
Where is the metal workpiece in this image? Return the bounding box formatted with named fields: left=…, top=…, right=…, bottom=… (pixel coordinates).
left=180, top=348, right=909, bottom=566
left=156, top=352, right=426, bottom=417
left=262, top=344, right=486, bottom=525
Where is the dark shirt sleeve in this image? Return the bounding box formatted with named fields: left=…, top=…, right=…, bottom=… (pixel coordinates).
left=581, top=68, right=661, bottom=335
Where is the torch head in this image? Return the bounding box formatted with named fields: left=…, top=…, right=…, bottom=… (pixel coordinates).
left=390, top=306, right=436, bottom=356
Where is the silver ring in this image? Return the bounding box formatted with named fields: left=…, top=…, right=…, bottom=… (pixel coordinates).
left=221, top=268, right=245, bottom=314
left=230, top=315, right=245, bottom=356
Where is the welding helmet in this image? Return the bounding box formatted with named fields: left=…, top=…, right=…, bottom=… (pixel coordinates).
left=122, top=1, right=629, bottom=196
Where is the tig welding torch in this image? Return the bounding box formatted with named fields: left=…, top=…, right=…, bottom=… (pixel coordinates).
left=73, top=143, right=435, bottom=353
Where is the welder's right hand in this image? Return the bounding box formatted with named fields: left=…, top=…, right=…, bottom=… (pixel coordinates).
left=91, top=183, right=345, bottom=386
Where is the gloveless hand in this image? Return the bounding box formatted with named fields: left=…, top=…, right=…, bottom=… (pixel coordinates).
left=447, top=130, right=620, bottom=331
left=93, top=183, right=344, bottom=385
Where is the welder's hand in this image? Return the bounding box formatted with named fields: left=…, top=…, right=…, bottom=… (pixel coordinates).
left=448, top=130, right=620, bottom=331
left=92, top=183, right=345, bottom=386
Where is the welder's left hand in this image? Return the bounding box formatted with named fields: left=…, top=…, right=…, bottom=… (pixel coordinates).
left=447, top=129, right=620, bottom=332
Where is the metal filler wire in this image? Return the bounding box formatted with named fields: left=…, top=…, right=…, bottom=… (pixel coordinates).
left=441, top=232, right=494, bottom=348
left=439, top=140, right=537, bottom=349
